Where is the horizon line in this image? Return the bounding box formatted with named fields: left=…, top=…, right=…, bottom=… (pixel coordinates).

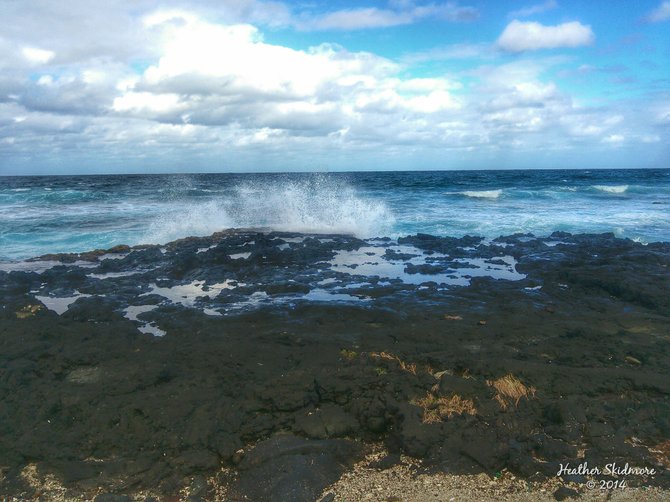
left=1, top=166, right=668, bottom=178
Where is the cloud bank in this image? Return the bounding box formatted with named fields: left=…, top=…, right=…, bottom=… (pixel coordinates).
left=0, top=2, right=666, bottom=173
left=497, top=20, right=594, bottom=52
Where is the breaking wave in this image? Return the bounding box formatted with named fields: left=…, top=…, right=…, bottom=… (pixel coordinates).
left=143, top=175, right=395, bottom=244
left=457, top=189, right=503, bottom=199
left=592, top=184, right=629, bottom=194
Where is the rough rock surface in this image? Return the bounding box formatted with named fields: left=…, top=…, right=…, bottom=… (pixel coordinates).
left=0, top=230, right=668, bottom=498
left=228, top=434, right=362, bottom=501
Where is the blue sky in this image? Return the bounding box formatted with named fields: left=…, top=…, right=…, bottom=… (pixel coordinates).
left=0, top=0, right=668, bottom=174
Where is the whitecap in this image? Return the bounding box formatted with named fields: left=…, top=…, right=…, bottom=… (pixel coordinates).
left=458, top=189, right=503, bottom=199
left=592, top=185, right=629, bottom=194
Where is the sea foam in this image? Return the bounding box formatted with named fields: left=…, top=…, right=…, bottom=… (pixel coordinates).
left=458, top=189, right=503, bottom=199
left=592, top=184, right=629, bottom=194
left=142, top=175, right=394, bottom=244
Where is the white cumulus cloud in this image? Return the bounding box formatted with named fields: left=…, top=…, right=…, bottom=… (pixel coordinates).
left=114, top=13, right=459, bottom=132
left=21, top=47, right=55, bottom=64
left=497, top=20, right=594, bottom=52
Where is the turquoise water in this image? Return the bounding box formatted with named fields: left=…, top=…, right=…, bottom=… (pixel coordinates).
left=1, top=169, right=669, bottom=260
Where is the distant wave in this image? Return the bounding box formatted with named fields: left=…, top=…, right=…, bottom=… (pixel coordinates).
left=592, top=184, right=629, bottom=194
left=143, top=175, right=395, bottom=244
left=457, top=189, right=503, bottom=199
left=3, top=170, right=670, bottom=261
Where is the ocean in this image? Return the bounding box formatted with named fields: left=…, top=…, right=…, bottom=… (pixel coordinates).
left=1, top=168, right=669, bottom=261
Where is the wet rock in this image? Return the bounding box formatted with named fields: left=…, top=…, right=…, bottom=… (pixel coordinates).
left=384, top=249, right=419, bottom=261
left=553, top=486, right=579, bottom=500
left=228, top=434, right=363, bottom=502
left=438, top=374, right=488, bottom=397
left=561, top=473, right=586, bottom=484
left=264, top=282, right=311, bottom=295
left=106, top=244, right=131, bottom=254
left=369, top=452, right=401, bottom=470
left=182, top=450, right=219, bottom=471
left=404, top=263, right=446, bottom=275
left=294, top=411, right=327, bottom=439
left=211, top=432, right=243, bottom=462
left=393, top=404, right=438, bottom=458
left=586, top=422, right=614, bottom=439
left=460, top=428, right=508, bottom=472
left=530, top=434, right=577, bottom=461
left=187, top=475, right=209, bottom=498
left=294, top=404, right=358, bottom=439
left=321, top=405, right=357, bottom=436
left=52, top=460, right=101, bottom=483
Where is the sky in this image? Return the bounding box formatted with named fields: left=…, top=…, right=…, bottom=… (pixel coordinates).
left=0, top=0, right=669, bottom=174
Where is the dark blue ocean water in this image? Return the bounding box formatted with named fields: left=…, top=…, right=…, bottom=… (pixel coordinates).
left=1, top=169, right=669, bottom=261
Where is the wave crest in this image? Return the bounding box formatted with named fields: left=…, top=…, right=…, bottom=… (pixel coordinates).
left=459, top=189, right=503, bottom=199
left=592, top=184, right=629, bottom=194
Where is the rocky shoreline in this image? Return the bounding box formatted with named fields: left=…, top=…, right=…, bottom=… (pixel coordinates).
left=1, top=230, right=669, bottom=500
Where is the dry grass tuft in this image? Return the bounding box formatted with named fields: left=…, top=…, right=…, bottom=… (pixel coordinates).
left=487, top=374, right=536, bottom=409
left=648, top=439, right=670, bottom=469
left=15, top=304, right=43, bottom=319
left=412, top=392, right=477, bottom=423
left=370, top=351, right=418, bottom=375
